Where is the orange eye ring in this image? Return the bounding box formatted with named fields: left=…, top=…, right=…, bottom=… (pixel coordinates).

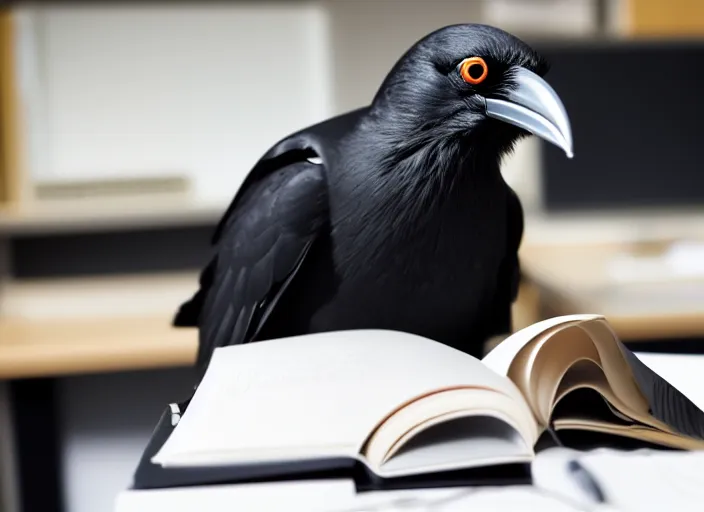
left=459, top=57, right=488, bottom=85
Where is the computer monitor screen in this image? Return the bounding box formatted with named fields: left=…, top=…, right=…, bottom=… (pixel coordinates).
left=533, top=40, right=704, bottom=212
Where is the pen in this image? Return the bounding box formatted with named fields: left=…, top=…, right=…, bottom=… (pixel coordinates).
left=568, top=459, right=606, bottom=504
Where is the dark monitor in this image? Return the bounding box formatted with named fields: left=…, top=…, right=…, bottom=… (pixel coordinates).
left=532, top=39, right=704, bottom=212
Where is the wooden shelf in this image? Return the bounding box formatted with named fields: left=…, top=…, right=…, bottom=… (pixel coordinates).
left=625, top=0, right=704, bottom=37
left=0, top=316, right=196, bottom=379
left=0, top=9, right=23, bottom=207
left=0, top=272, right=199, bottom=378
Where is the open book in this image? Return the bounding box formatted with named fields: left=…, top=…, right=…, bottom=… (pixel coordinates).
left=148, top=314, right=704, bottom=482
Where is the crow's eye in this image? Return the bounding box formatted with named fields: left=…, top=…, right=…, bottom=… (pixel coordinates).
left=459, top=57, right=488, bottom=85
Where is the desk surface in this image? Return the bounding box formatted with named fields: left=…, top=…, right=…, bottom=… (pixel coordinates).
left=519, top=241, right=704, bottom=341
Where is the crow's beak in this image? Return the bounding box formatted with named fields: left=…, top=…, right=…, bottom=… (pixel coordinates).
left=484, top=67, right=573, bottom=158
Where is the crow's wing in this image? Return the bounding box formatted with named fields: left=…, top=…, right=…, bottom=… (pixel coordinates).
left=174, top=141, right=328, bottom=372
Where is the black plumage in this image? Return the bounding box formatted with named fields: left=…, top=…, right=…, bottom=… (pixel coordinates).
left=174, top=24, right=571, bottom=375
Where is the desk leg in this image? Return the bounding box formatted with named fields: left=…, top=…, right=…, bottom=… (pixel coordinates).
left=9, top=378, right=64, bottom=512
left=0, top=382, right=20, bottom=512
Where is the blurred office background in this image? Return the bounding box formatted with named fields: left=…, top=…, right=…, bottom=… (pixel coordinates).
left=0, top=1, right=703, bottom=511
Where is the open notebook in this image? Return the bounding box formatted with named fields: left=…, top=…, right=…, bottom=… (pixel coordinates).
left=144, top=314, right=704, bottom=485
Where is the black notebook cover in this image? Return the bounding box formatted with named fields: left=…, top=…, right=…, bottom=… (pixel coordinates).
left=130, top=399, right=531, bottom=492
left=621, top=347, right=704, bottom=440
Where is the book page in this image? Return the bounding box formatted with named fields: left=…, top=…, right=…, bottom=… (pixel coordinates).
left=486, top=315, right=704, bottom=448
left=365, top=387, right=537, bottom=470
left=378, top=414, right=533, bottom=477
left=152, top=329, right=530, bottom=467
left=481, top=315, right=602, bottom=376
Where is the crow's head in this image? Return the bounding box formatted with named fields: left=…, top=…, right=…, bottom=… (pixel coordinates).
left=372, top=23, right=572, bottom=161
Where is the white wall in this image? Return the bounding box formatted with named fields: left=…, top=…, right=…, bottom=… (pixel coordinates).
left=19, top=3, right=332, bottom=203
left=326, top=0, right=484, bottom=113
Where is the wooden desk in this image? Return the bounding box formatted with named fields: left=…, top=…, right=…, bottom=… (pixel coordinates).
left=0, top=272, right=198, bottom=379
left=519, top=241, right=704, bottom=342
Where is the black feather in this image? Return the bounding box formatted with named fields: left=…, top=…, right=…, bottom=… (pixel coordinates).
left=176, top=155, right=329, bottom=373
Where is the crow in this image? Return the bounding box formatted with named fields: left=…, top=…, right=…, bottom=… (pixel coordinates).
left=174, top=23, right=573, bottom=376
